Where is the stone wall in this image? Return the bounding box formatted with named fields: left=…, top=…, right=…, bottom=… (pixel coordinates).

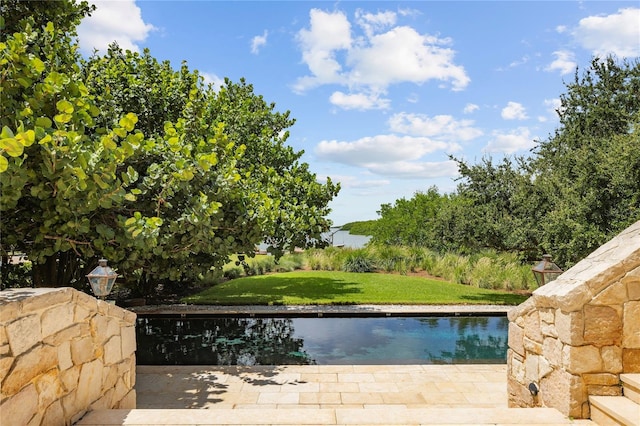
left=0, top=287, right=137, bottom=425
left=507, top=220, right=640, bottom=419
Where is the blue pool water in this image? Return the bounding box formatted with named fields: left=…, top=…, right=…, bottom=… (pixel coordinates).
left=136, top=315, right=508, bottom=365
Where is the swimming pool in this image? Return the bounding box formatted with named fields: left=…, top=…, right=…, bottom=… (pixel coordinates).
left=136, top=314, right=508, bottom=365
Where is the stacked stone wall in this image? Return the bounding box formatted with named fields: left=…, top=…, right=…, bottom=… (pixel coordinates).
left=507, top=220, right=640, bottom=419
left=0, top=287, right=136, bottom=425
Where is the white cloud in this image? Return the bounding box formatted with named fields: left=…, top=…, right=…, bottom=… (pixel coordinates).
left=573, top=8, right=640, bottom=58
left=484, top=127, right=536, bottom=154
left=201, top=72, right=225, bottom=90
left=294, top=9, right=352, bottom=89
left=545, top=50, right=576, bottom=75
left=501, top=102, right=529, bottom=120
left=316, top=134, right=451, bottom=165
left=77, top=0, right=155, bottom=54
left=463, top=103, right=479, bottom=114
left=294, top=8, right=470, bottom=103
left=323, top=174, right=391, bottom=189
left=355, top=9, right=396, bottom=38
left=251, top=30, right=268, bottom=54
left=544, top=98, right=562, bottom=118
left=556, top=25, right=567, bottom=34
left=329, top=91, right=390, bottom=110
left=366, top=160, right=459, bottom=179
left=388, top=113, right=482, bottom=142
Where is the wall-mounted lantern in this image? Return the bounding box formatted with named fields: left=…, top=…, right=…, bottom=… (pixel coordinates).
left=531, top=254, right=563, bottom=286
left=86, top=259, right=118, bottom=300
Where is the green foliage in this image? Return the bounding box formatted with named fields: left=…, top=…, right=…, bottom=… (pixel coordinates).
left=368, top=57, right=639, bottom=269
left=342, top=249, right=376, bottom=273
left=340, top=220, right=377, bottom=235
left=0, top=2, right=339, bottom=294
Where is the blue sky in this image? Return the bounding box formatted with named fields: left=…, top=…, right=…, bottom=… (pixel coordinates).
left=76, top=1, right=640, bottom=226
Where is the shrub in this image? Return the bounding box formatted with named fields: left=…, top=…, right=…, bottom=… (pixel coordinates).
left=342, top=249, right=376, bottom=273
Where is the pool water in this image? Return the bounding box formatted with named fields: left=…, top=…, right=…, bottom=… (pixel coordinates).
left=136, top=315, right=508, bottom=365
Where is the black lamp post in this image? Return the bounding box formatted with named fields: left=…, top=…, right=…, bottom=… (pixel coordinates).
left=86, top=259, right=118, bottom=300
left=531, top=254, right=563, bottom=286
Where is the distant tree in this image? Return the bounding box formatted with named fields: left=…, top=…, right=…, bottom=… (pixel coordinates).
left=530, top=57, right=640, bottom=265
left=369, top=57, right=639, bottom=267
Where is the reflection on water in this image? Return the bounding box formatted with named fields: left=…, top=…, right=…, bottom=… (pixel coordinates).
left=136, top=316, right=508, bottom=365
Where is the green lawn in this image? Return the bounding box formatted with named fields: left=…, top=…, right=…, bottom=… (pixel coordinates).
left=183, top=270, right=528, bottom=305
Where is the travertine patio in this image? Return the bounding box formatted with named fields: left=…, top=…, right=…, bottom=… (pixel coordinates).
left=76, top=364, right=596, bottom=425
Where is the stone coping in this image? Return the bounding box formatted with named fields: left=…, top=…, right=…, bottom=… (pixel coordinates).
left=129, top=304, right=512, bottom=316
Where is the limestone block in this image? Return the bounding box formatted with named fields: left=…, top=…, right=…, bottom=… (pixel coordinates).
left=622, top=301, right=640, bottom=348
left=74, top=302, right=93, bottom=323
left=0, top=324, right=7, bottom=346
left=583, top=304, right=622, bottom=346
left=44, top=322, right=88, bottom=347
left=60, top=364, right=80, bottom=394
left=507, top=377, right=536, bottom=408
left=74, top=291, right=98, bottom=314
left=540, top=368, right=586, bottom=419
left=61, top=390, right=83, bottom=425
left=563, top=345, right=602, bottom=374
left=539, top=356, right=553, bottom=379
left=583, top=373, right=620, bottom=385
left=41, top=303, right=75, bottom=339
left=592, top=280, right=628, bottom=305
left=524, top=337, right=542, bottom=354
left=116, top=388, right=136, bottom=409
left=89, top=388, right=114, bottom=410
left=0, top=353, right=13, bottom=385
left=542, top=337, right=563, bottom=367
left=103, top=362, right=119, bottom=390
left=2, top=343, right=57, bottom=395
left=26, top=410, right=43, bottom=426
left=508, top=322, right=524, bottom=356
left=525, top=354, right=539, bottom=382
left=601, top=345, right=623, bottom=373
left=121, top=325, right=136, bottom=358
left=555, top=309, right=584, bottom=345
left=623, top=348, right=640, bottom=372
left=40, top=399, right=64, bottom=426
left=524, top=311, right=543, bottom=343
left=6, top=314, right=42, bottom=356
left=539, top=308, right=555, bottom=324
left=0, top=383, right=39, bottom=426
left=112, top=377, right=129, bottom=405
left=76, top=358, right=104, bottom=409
left=587, top=384, right=622, bottom=396
left=35, top=368, right=64, bottom=411
left=507, top=298, right=535, bottom=322
left=626, top=269, right=640, bottom=300
left=103, top=335, right=122, bottom=365
left=71, top=335, right=95, bottom=365
left=510, top=351, right=525, bottom=383
left=540, top=321, right=558, bottom=338
left=20, top=288, right=73, bottom=313
left=58, top=340, right=73, bottom=371
left=123, top=309, right=137, bottom=324
left=0, top=301, right=20, bottom=324
left=90, top=315, right=110, bottom=345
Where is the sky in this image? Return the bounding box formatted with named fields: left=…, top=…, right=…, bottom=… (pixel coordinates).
left=76, top=1, right=640, bottom=226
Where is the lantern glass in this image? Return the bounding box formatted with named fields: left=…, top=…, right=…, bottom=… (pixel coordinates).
left=86, top=259, right=118, bottom=298
left=531, top=254, right=563, bottom=286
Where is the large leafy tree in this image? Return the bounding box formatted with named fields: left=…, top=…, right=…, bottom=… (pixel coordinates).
left=1, top=2, right=339, bottom=293
left=1, top=1, right=143, bottom=287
